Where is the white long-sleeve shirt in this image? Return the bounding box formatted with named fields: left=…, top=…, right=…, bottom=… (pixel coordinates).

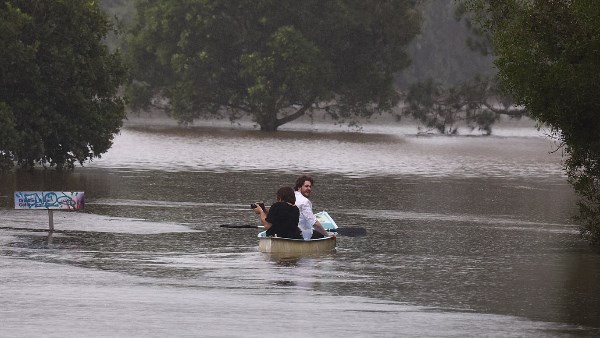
left=295, top=191, right=316, bottom=240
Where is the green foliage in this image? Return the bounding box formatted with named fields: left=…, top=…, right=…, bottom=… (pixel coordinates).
left=453, top=1, right=494, bottom=57
left=126, top=0, right=421, bottom=131
left=0, top=0, right=127, bottom=169
left=0, top=103, right=17, bottom=170
left=401, top=1, right=521, bottom=136
left=404, top=76, right=524, bottom=135
left=98, top=0, right=136, bottom=51
left=466, top=0, right=600, bottom=244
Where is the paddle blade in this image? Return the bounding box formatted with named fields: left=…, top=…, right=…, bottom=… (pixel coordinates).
left=220, top=224, right=260, bottom=229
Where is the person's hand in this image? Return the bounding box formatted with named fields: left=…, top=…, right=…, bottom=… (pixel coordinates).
left=326, top=232, right=336, bottom=238
left=252, top=203, right=263, bottom=215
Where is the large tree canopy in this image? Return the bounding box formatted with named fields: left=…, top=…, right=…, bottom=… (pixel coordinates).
left=466, top=0, right=600, bottom=244
left=0, top=0, right=127, bottom=169
left=403, top=75, right=525, bottom=135
left=126, top=0, right=420, bottom=131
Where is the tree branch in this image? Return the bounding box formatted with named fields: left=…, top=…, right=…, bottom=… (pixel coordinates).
left=481, top=102, right=527, bottom=117
left=276, top=97, right=317, bottom=127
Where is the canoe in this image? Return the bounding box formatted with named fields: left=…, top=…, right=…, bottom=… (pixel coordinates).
left=257, top=211, right=338, bottom=254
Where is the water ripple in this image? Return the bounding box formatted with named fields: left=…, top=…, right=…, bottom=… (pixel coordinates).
left=90, top=125, right=565, bottom=179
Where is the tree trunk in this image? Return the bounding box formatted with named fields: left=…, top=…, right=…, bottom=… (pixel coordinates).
left=257, top=99, right=316, bottom=131
left=259, top=121, right=279, bottom=131
left=257, top=111, right=280, bottom=131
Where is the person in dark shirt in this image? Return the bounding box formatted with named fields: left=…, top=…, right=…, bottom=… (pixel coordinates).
left=252, top=186, right=302, bottom=239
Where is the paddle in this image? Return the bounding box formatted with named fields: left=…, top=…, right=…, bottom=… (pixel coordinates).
left=219, top=224, right=260, bottom=229
left=219, top=224, right=367, bottom=236
left=328, top=227, right=367, bottom=237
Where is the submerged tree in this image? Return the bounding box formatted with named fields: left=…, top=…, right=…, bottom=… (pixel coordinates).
left=403, top=76, right=525, bottom=135
left=126, top=0, right=421, bottom=131
left=0, top=1, right=127, bottom=169
left=400, top=1, right=525, bottom=136
left=465, top=0, right=600, bottom=245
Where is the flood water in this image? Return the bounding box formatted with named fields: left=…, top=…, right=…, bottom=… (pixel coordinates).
left=1, top=120, right=599, bottom=337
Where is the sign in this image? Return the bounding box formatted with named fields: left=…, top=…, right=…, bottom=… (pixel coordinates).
left=14, top=191, right=84, bottom=210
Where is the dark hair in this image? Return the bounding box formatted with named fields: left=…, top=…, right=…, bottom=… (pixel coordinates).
left=277, top=186, right=296, bottom=204
left=294, top=175, right=314, bottom=191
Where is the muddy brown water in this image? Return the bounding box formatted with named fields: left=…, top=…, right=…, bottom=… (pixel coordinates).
left=1, top=122, right=598, bottom=337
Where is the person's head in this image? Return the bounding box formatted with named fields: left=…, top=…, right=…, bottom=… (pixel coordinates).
left=276, top=186, right=296, bottom=204
left=294, top=175, right=314, bottom=198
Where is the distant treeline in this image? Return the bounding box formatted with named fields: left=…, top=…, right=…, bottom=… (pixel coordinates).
left=98, top=0, right=495, bottom=88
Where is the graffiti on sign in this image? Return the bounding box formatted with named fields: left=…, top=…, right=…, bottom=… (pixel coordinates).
left=14, top=191, right=85, bottom=210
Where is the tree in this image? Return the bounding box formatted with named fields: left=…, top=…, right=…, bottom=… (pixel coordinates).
left=126, top=0, right=421, bottom=131
left=465, top=0, right=600, bottom=245
left=398, top=1, right=525, bottom=136
left=403, top=75, right=525, bottom=135
left=0, top=1, right=127, bottom=170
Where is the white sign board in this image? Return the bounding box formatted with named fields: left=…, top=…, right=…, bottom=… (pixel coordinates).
left=14, top=191, right=85, bottom=210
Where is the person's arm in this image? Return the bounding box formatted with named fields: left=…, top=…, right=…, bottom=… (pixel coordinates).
left=253, top=205, right=272, bottom=229
left=313, top=219, right=335, bottom=237
left=302, top=200, right=335, bottom=238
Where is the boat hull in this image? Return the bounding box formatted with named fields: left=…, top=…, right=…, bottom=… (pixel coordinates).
left=256, top=211, right=338, bottom=255
left=258, top=233, right=336, bottom=254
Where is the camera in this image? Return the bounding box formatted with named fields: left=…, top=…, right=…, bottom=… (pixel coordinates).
left=250, top=202, right=266, bottom=211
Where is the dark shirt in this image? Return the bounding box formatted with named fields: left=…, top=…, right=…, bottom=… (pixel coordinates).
left=265, top=202, right=302, bottom=239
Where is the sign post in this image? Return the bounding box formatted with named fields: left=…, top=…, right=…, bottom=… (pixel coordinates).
left=14, top=191, right=85, bottom=231
left=48, top=209, right=54, bottom=231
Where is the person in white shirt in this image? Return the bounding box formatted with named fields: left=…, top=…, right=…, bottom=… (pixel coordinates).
left=294, top=175, right=335, bottom=240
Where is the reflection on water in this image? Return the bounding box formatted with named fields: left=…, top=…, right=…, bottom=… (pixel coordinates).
left=91, top=125, right=565, bottom=178
left=1, top=123, right=599, bottom=336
